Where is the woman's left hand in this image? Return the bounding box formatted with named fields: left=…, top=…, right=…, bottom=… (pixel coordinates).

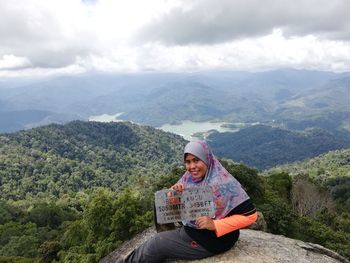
left=195, top=216, right=216, bottom=231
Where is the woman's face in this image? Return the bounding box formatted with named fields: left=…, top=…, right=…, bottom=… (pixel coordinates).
left=184, top=153, right=208, bottom=180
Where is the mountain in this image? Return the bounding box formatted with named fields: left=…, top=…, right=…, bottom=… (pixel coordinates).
left=275, top=76, right=350, bottom=120
left=122, top=80, right=270, bottom=126
left=0, top=74, right=165, bottom=132
left=0, top=110, right=51, bottom=132
left=207, top=125, right=350, bottom=170
left=282, top=111, right=350, bottom=132
left=0, top=121, right=187, bottom=200
left=1, top=69, right=347, bottom=132
left=0, top=110, right=83, bottom=133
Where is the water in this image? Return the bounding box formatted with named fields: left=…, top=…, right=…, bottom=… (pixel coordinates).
left=159, top=120, right=237, bottom=140
left=89, top=113, right=240, bottom=140
left=89, top=112, right=124, bottom=122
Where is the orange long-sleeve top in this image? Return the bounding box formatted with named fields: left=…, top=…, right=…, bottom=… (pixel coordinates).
left=213, top=211, right=258, bottom=237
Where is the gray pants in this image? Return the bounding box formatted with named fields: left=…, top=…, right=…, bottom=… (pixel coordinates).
left=117, top=227, right=213, bottom=263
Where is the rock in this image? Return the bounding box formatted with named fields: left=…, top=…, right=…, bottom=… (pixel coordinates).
left=99, top=228, right=349, bottom=263
left=247, top=211, right=267, bottom=231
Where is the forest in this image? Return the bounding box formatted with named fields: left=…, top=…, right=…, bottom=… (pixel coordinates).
left=0, top=121, right=349, bottom=262
left=0, top=121, right=186, bottom=200
left=208, top=124, right=350, bottom=169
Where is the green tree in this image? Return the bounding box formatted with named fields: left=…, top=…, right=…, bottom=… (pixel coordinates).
left=221, top=160, right=264, bottom=203
left=259, top=196, right=296, bottom=236
left=266, top=172, right=292, bottom=201
left=0, top=201, right=13, bottom=225
left=84, top=189, right=115, bottom=241
left=27, top=203, right=64, bottom=228
left=111, top=188, right=153, bottom=241
left=60, top=220, right=88, bottom=249
left=0, top=235, right=38, bottom=258
left=37, top=240, right=61, bottom=263
left=296, top=217, right=350, bottom=259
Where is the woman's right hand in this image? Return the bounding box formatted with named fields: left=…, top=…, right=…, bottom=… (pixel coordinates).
left=170, top=183, right=185, bottom=192
left=167, top=183, right=184, bottom=204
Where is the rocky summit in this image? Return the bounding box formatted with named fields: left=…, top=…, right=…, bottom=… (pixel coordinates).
left=100, top=228, right=349, bottom=263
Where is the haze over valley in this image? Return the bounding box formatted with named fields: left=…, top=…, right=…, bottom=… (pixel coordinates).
left=1, top=69, right=350, bottom=137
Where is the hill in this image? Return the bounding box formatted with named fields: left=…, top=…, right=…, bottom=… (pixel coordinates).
left=207, top=125, right=350, bottom=170
left=276, top=76, right=350, bottom=120
left=266, top=148, right=350, bottom=179
left=0, top=121, right=187, bottom=200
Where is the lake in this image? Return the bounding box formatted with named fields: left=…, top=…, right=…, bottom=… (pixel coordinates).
left=89, top=113, right=239, bottom=141
left=159, top=120, right=238, bottom=140
left=88, top=112, right=124, bottom=122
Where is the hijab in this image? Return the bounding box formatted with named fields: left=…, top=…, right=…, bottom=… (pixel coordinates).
left=179, top=140, right=250, bottom=228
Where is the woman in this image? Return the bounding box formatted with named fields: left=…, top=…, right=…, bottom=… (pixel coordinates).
left=118, top=141, right=257, bottom=263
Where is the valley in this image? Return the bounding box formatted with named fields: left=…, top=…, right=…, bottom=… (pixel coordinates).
left=1, top=69, right=350, bottom=262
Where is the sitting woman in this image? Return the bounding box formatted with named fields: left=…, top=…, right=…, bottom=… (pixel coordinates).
left=118, top=140, right=257, bottom=263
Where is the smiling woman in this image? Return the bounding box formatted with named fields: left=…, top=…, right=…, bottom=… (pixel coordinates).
left=184, top=153, right=208, bottom=180
left=117, top=140, right=257, bottom=263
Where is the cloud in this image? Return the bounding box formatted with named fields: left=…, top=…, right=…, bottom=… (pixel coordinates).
left=0, top=0, right=94, bottom=68
left=0, top=55, right=31, bottom=70
left=1, top=0, right=350, bottom=77
left=137, top=0, right=350, bottom=45
left=0, top=0, right=172, bottom=70
left=130, top=31, right=350, bottom=72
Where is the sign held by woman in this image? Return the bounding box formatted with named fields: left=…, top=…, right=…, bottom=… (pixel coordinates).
left=155, top=186, right=215, bottom=224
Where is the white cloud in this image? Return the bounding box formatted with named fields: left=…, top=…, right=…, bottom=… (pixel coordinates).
left=131, top=31, right=350, bottom=72
left=137, top=0, right=350, bottom=45
left=0, top=63, right=86, bottom=78
left=0, top=0, right=350, bottom=77
left=0, top=55, right=31, bottom=70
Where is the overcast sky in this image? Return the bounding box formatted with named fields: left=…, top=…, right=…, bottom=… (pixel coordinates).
left=1, top=0, right=350, bottom=78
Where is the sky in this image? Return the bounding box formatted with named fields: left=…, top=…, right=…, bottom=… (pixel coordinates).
left=1, top=0, right=350, bottom=78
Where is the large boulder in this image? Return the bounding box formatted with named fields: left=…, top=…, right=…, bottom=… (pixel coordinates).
left=100, top=228, right=349, bottom=263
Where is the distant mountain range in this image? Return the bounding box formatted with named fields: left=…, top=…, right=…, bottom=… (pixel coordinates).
left=276, top=76, right=350, bottom=120
left=1, top=69, right=350, bottom=133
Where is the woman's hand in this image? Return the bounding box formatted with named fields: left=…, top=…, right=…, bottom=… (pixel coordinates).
left=170, top=183, right=184, bottom=192
left=195, top=216, right=216, bottom=231
left=167, top=183, right=184, bottom=204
